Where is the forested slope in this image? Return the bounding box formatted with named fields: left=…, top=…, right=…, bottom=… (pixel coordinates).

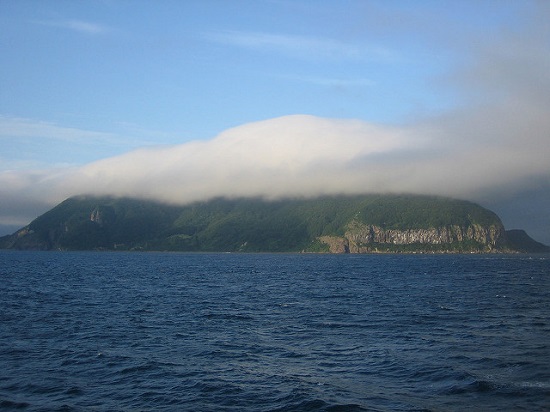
left=1, top=194, right=545, bottom=253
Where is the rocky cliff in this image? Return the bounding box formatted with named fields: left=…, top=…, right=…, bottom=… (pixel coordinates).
left=319, top=219, right=507, bottom=253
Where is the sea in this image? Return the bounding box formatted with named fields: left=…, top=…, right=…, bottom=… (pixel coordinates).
left=0, top=251, right=549, bottom=412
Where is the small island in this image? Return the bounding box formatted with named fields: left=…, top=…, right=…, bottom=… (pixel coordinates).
left=1, top=194, right=548, bottom=253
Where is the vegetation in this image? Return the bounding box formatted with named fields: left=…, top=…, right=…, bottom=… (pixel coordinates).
left=0, top=193, right=543, bottom=253
left=505, top=229, right=550, bottom=253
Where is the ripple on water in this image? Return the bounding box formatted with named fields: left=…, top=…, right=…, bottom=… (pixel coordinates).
left=0, top=251, right=549, bottom=411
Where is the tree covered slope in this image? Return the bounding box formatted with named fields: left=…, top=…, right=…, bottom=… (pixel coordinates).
left=0, top=194, right=546, bottom=253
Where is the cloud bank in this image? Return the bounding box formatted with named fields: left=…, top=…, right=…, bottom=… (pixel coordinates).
left=1, top=99, right=549, bottom=240
left=76, top=107, right=548, bottom=198
left=2, top=104, right=548, bottom=210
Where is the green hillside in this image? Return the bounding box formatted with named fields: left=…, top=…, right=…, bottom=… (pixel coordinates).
left=505, top=229, right=550, bottom=253
left=0, top=194, right=543, bottom=253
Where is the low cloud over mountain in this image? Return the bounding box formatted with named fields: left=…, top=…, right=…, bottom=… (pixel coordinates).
left=1, top=2, right=549, bottom=243
left=2, top=102, right=549, bottom=242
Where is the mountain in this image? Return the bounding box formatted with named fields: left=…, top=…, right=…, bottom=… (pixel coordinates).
left=504, top=229, right=550, bottom=253
left=0, top=194, right=547, bottom=253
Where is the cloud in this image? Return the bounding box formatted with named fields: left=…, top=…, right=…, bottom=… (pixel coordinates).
left=0, top=115, right=419, bottom=222
left=203, top=30, right=393, bottom=61
left=0, top=116, right=117, bottom=144
left=62, top=115, right=423, bottom=202
left=0, top=167, right=76, bottom=227
left=4, top=99, right=547, bottom=208
left=0, top=115, right=427, bottom=230
left=1, top=105, right=549, bottom=239
left=283, top=75, right=375, bottom=88
left=36, top=19, right=111, bottom=35
left=0, top=116, right=156, bottom=171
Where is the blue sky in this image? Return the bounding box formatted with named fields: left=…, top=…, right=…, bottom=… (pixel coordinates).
left=1, top=0, right=550, bottom=244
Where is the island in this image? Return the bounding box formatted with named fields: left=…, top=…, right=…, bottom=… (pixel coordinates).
left=1, top=194, right=548, bottom=253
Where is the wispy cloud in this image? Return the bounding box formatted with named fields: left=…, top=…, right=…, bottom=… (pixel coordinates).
left=203, top=30, right=393, bottom=61
left=36, top=19, right=111, bottom=35
left=0, top=116, right=117, bottom=144
left=0, top=116, right=154, bottom=172
left=283, top=74, right=375, bottom=88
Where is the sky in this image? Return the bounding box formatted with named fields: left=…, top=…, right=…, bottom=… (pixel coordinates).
left=1, top=0, right=549, bottom=244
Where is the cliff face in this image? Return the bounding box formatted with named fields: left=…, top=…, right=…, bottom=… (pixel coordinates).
left=319, top=220, right=507, bottom=253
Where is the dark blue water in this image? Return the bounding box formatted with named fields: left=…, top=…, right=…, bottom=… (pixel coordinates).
left=0, top=251, right=549, bottom=411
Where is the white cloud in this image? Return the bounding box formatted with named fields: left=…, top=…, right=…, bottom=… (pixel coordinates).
left=284, top=74, right=375, bottom=88
left=0, top=116, right=117, bottom=144
left=0, top=115, right=426, bottom=223
left=63, top=20, right=109, bottom=34
left=36, top=19, right=111, bottom=35
left=0, top=116, right=158, bottom=171
left=0, top=109, right=549, bottom=240
left=59, top=115, right=423, bottom=202
left=5, top=100, right=544, bottom=207
left=203, top=30, right=393, bottom=61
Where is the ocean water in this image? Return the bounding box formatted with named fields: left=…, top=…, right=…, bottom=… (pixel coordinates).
left=0, top=251, right=549, bottom=411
